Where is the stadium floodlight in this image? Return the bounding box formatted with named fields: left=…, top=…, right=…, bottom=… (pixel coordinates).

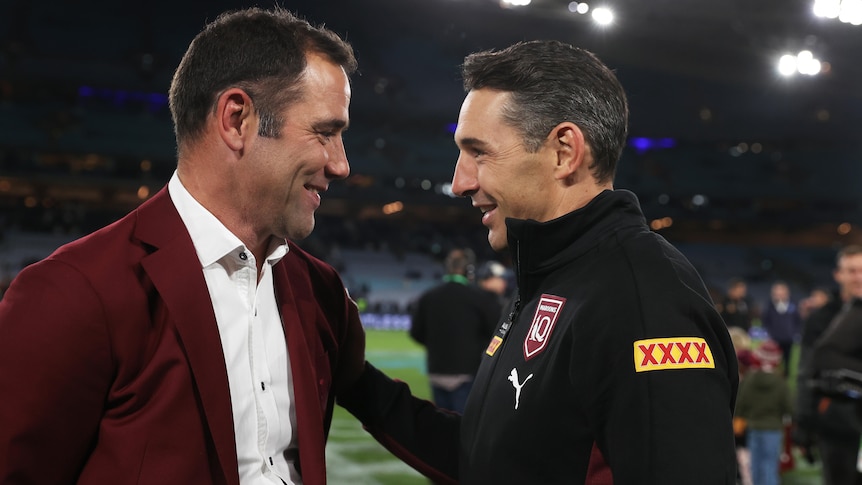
left=777, top=54, right=798, bottom=76
left=813, top=0, right=862, bottom=24
left=839, top=0, right=862, bottom=24
left=797, top=50, right=822, bottom=75
left=813, top=0, right=842, bottom=18
left=568, top=1, right=590, bottom=14
left=777, top=51, right=823, bottom=76
left=500, top=0, right=531, bottom=6
left=592, top=6, right=614, bottom=25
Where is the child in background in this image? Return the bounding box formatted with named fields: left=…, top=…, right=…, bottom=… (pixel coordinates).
left=735, top=339, right=794, bottom=485
left=729, top=326, right=756, bottom=485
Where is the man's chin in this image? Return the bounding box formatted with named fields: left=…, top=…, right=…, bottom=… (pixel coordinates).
left=488, top=232, right=508, bottom=253
left=286, top=221, right=314, bottom=241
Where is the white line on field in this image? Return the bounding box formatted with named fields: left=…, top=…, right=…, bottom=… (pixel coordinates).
left=326, top=416, right=425, bottom=484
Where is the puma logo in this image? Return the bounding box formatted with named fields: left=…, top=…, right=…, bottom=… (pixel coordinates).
left=508, top=367, right=534, bottom=410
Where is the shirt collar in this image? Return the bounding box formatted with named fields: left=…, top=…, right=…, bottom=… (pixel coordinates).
left=168, top=171, right=289, bottom=267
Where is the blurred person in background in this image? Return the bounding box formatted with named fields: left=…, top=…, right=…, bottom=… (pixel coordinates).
left=761, top=280, right=803, bottom=377
left=409, top=248, right=502, bottom=414
left=795, top=245, right=862, bottom=485
left=728, top=326, right=757, bottom=485
left=338, top=39, right=739, bottom=484
left=735, top=340, right=794, bottom=485
left=800, top=286, right=833, bottom=321
left=0, top=7, right=366, bottom=484
left=718, top=277, right=755, bottom=332
left=475, top=259, right=510, bottom=307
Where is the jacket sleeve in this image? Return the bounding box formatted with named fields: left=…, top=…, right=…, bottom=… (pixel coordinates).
left=0, top=260, right=113, bottom=484
left=336, top=362, right=460, bottom=484
left=581, top=243, right=739, bottom=484
left=597, top=333, right=738, bottom=484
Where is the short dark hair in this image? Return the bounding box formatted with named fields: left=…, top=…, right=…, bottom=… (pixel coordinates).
left=461, top=40, right=628, bottom=185
left=837, top=245, right=862, bottom=265
left=169, top=7, right=357, bottom=150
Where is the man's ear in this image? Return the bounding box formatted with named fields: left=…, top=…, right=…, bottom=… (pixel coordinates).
left=551, top=122, right=586, bottom=182
left=217, top=88, right=254, bottom=151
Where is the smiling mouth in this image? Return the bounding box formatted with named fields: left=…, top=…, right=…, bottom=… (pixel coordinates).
left=305, top=184, right=325, bottom=195
left=480, top=205, right=497, bottom=224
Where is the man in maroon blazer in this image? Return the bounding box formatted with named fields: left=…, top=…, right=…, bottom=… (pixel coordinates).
left=0, top=7, right=365, bottom=485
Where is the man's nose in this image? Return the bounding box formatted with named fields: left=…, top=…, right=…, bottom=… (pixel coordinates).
left=451, top=154, right=477, bottom=197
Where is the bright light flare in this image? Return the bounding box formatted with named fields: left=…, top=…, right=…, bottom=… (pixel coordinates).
left=569, top=1, right=590, bottom=13
left=778, top=55, right=798, bottom=76
left=813, top=0, right=842, bottom=18
left=797, top=50, right=822, bottom=75
left=839, top=0, right=862, bottom=24
left=592, top=6, right=614, bottom=25
left=777, top=51, right=823, bottom=76
left=814, top=0, right=862, bottom=24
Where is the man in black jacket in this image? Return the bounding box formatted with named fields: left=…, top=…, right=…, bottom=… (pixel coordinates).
left=410, top=248, right=502, bottom=413
left=339, top=40, right=739, bottom=484
left=799, top=245, right=862, bottom=485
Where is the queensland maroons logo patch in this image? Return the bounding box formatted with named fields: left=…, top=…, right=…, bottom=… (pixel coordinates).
left=523, top=295, right=566, bottom=360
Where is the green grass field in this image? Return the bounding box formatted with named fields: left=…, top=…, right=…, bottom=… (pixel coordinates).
left=326, top=330, right=430, bottom=485
left=326, top=330, right=826, bottom=484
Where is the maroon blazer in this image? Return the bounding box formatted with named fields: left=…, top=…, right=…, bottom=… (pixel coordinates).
left=0, top=187, right=365, bottom=484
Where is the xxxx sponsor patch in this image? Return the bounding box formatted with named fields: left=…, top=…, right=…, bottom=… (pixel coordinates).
left=633, top=337, right=714, bottom=372
left=486, top=336, right=503, bottom=356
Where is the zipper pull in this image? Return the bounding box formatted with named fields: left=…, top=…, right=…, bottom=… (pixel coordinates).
left=500, top=297, right=521, bottom=336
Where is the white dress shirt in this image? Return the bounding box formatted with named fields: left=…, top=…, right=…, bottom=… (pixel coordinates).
left=169, top=172, right=300, bottom=484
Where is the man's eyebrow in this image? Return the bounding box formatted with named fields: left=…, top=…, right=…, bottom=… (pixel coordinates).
left=456, top=136, right=488, bottom=149
left=313, top=119, right=349, bottom=131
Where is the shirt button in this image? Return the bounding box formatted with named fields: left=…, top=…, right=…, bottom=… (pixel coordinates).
left=239, top=252, right=248, bottom=261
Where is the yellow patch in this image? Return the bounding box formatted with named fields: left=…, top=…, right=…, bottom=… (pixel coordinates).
left=486, top=336, right=503, bottom=356
left=633, top=337, right=715, bottom=372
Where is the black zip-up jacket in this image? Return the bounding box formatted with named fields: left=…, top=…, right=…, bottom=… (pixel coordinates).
left=339, top=189, right=739, bottom=484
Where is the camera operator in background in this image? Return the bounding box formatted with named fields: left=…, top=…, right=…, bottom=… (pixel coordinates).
left=797, top=245, right=862, bottom=485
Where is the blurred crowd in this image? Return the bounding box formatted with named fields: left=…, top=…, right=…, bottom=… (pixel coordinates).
left=725, top=244, right=862, bottom=485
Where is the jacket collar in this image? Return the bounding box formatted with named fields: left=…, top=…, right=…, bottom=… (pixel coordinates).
left=505, top=189, right=647, bottom=299
left=135, top=186, right=241, bottom=485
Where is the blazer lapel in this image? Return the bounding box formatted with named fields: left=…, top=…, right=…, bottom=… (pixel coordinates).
left=135, top=188, right=240, bottom=485
left=274, top=263, right=327, bottom=484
